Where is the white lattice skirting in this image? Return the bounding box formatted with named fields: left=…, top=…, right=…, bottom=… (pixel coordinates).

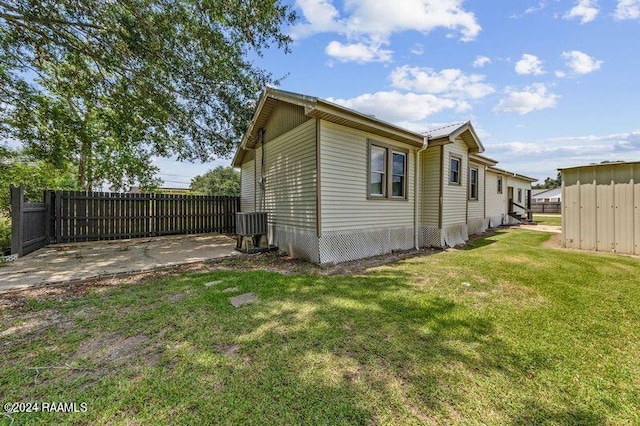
left=420, top=225, right=442, bottom=248
left=269, top=224, right=320, bottom=263
left=442, top=223, right=469, bottom=247
left=318, top=226, right=414, bottom=264
left=467, top=218, right=490, bottom=236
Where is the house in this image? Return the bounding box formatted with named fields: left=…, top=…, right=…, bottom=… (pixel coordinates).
left=532, top=187, right=562, bottom=203
left=561, top=161, right=640, bottom=255
left=232, top=88, right=535, bottom=264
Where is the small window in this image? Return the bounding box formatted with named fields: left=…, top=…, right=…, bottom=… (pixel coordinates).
left=469, top=167, right=479, bottom=200
left=497, top=177, right=503, bottom=194
left=392, top=152, right=406, bottom=197
left=450, top=157, right=461, bottom=184
left=518, top=188, right=522, bottom=203
left=367, top=141, right=408, bottom=200
left=370, top=145, right=386, bottom=196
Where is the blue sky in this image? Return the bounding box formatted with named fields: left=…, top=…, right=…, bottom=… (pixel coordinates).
left=161, top=0, right=640, bottom=186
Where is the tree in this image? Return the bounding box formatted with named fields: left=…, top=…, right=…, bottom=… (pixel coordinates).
left=533, top=172, right=561, bottom=189
left=189, top=166, right=240, bottom=196
left=0, top=146, right=78, bottom=254
left=0, top=0, right=296, bottom=190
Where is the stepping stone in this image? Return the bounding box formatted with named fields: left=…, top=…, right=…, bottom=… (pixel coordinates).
left=230, top=292, right=258, bottom=308
left=222, top=287, right=239, bottom=293
left=204, top=280, right=223, bottom=287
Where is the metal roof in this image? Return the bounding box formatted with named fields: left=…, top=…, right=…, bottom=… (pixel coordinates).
left=558, top=160, right=640, bottom=171
left=423, top=122, right=467, bottom=139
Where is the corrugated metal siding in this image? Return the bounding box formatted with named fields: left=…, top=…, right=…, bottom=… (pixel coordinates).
left=420, top=146, right=440, bottom=226
left=262, top=119, right=317, bottom=229
left=485, top=170, right=506, bottom=218
left=467, top=161, right=485, bottom=221
left=562, top=163, right=640, bottom=255
left=240, top=159, right=255, bottom=212
left=319, top=120, right=415, bottom=232
left=442, top=138, right=468, bottom=227
left=264, top=102, right=309, bottom=144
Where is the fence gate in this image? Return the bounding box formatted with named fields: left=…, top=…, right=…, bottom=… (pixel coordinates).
left=11, top=186, right=240, bottom=256
left=10, top=185, right=51, bottom=256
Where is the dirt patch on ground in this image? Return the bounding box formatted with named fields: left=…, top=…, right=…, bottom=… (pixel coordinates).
left=542, top=233, right=563, bottom=249
left=0, top=244, right=443, bottom=307
left=0, top=309, right=74, bottom=338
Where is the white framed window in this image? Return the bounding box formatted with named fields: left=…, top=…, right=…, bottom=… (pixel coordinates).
left=450, top=156, right=461, bottom=184
left=367, top=141, right=408, bottom=200
left=469, top=167, right=479, bottom=200
left=369, top=145, right=386, bottom=197
left=391, top=152, right=406, bottom=198
left=518, top=188, right=522, bottom=203
left=497, top=176, right=503, bottom=194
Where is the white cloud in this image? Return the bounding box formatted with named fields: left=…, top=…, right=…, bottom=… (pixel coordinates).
left=486, top=129, right=640, bottom=180
left=472, top=55, right=491, bottom=68
left=565, top=0, right=599, bottom=23
left=292, top=0, right=482, bottom=62
left=615, top=0, right=640, bottom=19
left=525, top=1, right=548, bottom=14
left=327, top=91, right=469, bottom=124
left=562, top=50, right=603, bottom=74
left=555, top=70, right=567, bottom=78
left=390, top=66, right=495, bottom=100
left=515, top=54, right=545, bottom=75
left=493, top=83, right=559, bottom=115
left=410, top=43, right=424, bottom=56
left=325, top=41, right=393, bottom=63
left=291, top=0, right=343, bottom=38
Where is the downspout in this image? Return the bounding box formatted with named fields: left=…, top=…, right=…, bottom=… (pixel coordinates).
left=259, top=129, right=266, bottom=211
left=414, top=137, right=429, bottom=249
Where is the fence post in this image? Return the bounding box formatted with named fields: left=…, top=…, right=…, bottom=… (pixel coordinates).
left=44, top=190, right=52, bottom=245
left=10, top=184, right=24, bottom=256
left=54, top=191, right=62, bottom=243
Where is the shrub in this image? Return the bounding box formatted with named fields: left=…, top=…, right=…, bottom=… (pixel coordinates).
left=0, top=213, right=10, bottom=256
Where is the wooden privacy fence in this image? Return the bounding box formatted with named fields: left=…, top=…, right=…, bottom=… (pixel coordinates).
left=10, top=185, right=51, bottom=256
left=10, top=185, right=240, bottom=256
left=531, top=202, right=561, bottom=213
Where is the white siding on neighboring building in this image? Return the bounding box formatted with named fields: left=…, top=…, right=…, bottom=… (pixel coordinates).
left=240, top=159, right=255, bottom=212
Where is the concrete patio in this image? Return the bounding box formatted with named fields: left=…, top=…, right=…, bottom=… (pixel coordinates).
left=0, top=233, right=239, bottom=292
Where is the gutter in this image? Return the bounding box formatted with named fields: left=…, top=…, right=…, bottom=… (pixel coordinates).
left=414, top=136, right=429, bottom=249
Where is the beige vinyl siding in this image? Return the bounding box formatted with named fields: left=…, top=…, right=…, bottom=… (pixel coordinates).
left=263, top=102, right=309, bottom=144
left=240, top=159, right=255, bottom=212
left=467, top=161, right=484, bottom=221
left=563, top=163, right=640, bottom=255
left=420, top=146, right=441, bottom=226
left=442, top=138, right=468, bottom=227
left=319, top=120, right=415, bottom=232
left=485, top=170, right=507, bottom=218
left=260, top=118, right=317, bottom=229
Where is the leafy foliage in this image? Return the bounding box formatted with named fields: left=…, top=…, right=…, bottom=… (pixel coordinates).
left=533, top=172, right=561, bottom=189
left=0, top=0, right=296, bottom=190
left=0, top=146, right=78, bottom=254
left=189, top=165, right=240, bottom=196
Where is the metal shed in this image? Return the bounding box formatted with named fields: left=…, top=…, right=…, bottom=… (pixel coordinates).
left=561, top=161, right=640, bottom=255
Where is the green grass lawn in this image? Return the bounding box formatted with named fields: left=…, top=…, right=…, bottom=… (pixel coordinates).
left=533, top=214, right=562, bottom=226
left=2, top=229, right=640, bottom=425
